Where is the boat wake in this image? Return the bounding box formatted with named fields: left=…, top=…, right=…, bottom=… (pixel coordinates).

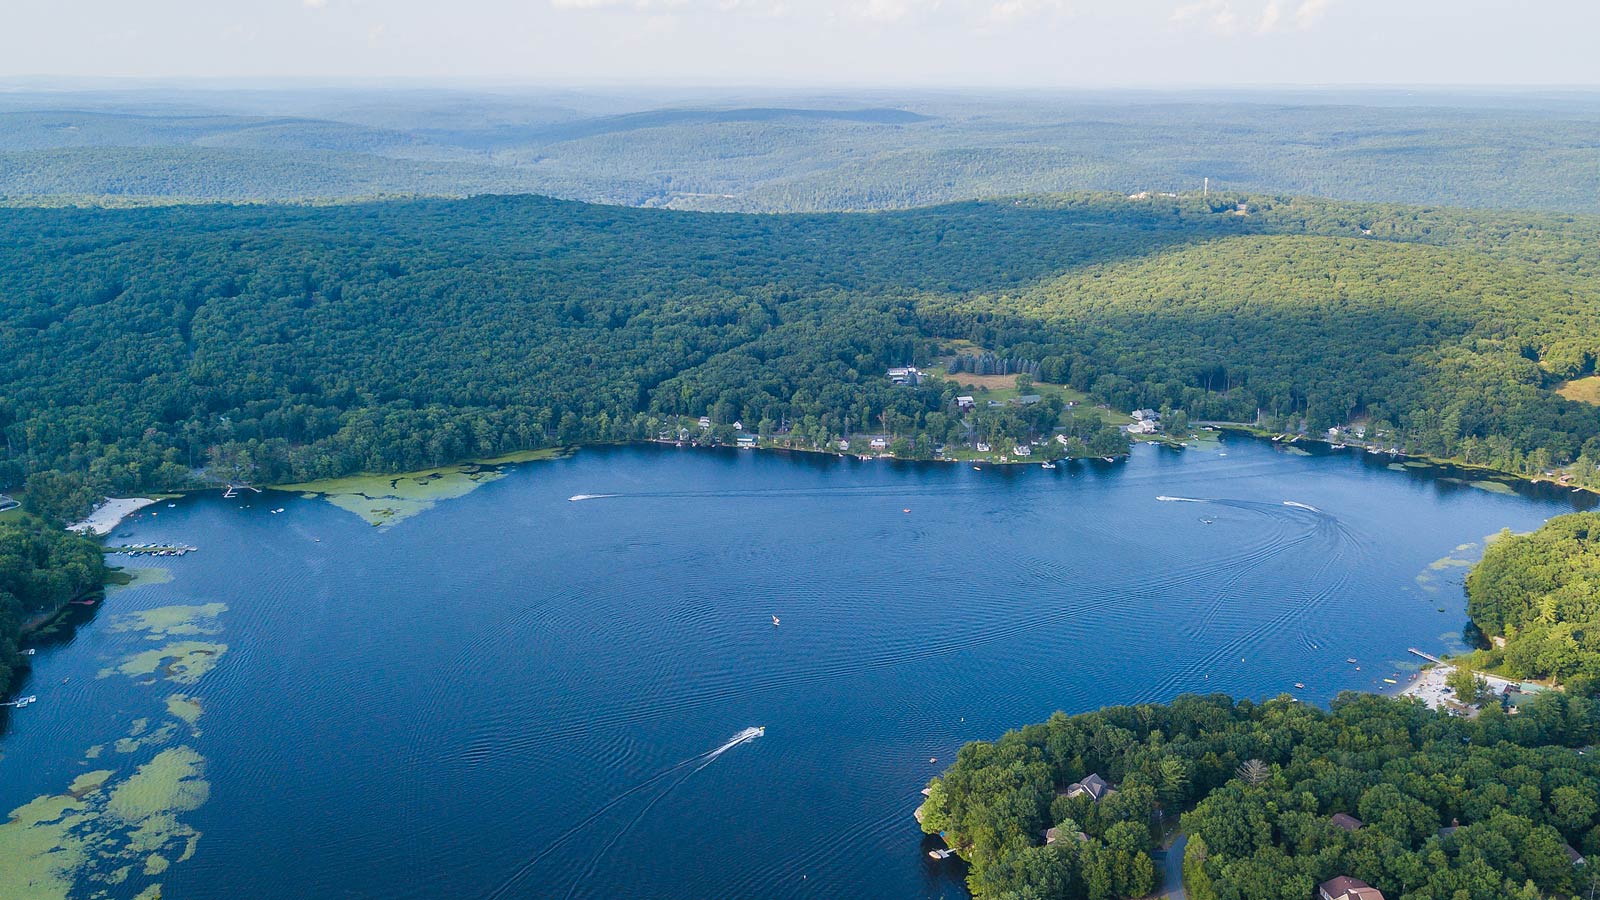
left=1282, top=500, right=1321, bottom=512
left=1156, top=495, right=1209, bottom=503
left=568, top=494, right=619, bottom=502
left=483, top=727, right=764, bottom=900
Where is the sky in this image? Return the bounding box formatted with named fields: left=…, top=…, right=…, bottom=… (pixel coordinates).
left=5, top=0, right=1599, bottom=87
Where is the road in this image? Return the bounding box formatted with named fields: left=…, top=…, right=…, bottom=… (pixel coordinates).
left=1151, top=833, right=1187, bottom=900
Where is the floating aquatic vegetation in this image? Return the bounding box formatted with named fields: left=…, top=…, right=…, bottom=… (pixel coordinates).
left=274, top=448, right=564, bottom=527
left=100, top=642, right=227, bottom=685
left=116, top=721, right=179, bottom=755
left=110, top=603, right=226, bottom=641
left=1468, top=480, right=1517, bottom=494
left=105, top=567, right=174, bottom=595
left=165, top=694, right=202, bottom=726
left=0, top=746, right=206, bottom=900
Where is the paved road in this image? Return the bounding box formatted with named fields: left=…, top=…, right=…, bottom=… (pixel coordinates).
left=1152, top=833, right=1187, bottom=900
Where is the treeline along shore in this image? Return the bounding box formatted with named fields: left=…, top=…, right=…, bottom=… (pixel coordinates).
left=5, top=191, right=1600, bottom=528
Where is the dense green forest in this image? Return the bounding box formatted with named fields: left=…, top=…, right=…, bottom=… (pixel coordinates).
left=1466, top=513, right=1600, bottom=694
left=919, top=692, right=1599, bottom=900
left=4, top=93, right=1600, bottom=214
left=4, top=192, right=1600, bottom=516
left=0, top=520, right=106, bottom=696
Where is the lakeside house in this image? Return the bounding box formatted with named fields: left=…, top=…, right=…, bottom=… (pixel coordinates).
left=975, top=442, right=992, bottom=452
left=698, top=416, right=712, bottom=429
left=838, top=439, right=851, bottom=451
left=1566, top=843, right=1587, bottom=866
left=1044, top=826, right=1089, bottom=845
left=736, top=435, right=757, bottom=448
left=1330, top=813, right=1364, bottom=832
left=1318, top=876, right=1385, bottom=900
left=1061, top=773, right=1113, bottom=802
left=870, top=437, right=888, bottom=451
left=1013, top=445, right=1033, bottom=457
left=956, top=396, right=975, bottom=410
left=732, top=420, right=744, bottom=431
left=887, top=366, right=924, bottom=386
left=1128, top=408, right=1162, bottom=435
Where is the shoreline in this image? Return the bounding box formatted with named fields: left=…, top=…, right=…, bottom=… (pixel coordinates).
left=1208, top=424, right=1595, bottom=496
left=67, top=497, right=159, bottom=537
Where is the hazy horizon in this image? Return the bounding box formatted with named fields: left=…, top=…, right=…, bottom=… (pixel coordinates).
left=7, top=1, right=1599, bottom=88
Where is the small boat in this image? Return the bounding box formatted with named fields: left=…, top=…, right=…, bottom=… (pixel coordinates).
left=1346, top=658, right=1358, bottom=664
left=1040, top=461, right=1056, bottom=469
left=1383, top=678, right=1398, bottom=684
left=771, top=615, right=780, bottom=627
left=1294, top=682, right=1305, bottom=689
left=972, top=466, right=981, bottom=471
left=1103, top=457, right=1114, bottom=462
left=928, top=849, right=956, bottom=860
left=167, top=503, right=177, bottom=508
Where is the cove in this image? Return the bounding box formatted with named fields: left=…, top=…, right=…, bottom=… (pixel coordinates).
left=1, top=438, right=1593, bottom=900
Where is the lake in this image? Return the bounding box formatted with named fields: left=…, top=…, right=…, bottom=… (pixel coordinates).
left=2, top=438, right=1593, bottom=900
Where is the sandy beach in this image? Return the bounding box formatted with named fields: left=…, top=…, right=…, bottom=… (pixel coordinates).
left=68, top=497, right=158, bottom=536
left=1401, top=664, right=1521, bottom=712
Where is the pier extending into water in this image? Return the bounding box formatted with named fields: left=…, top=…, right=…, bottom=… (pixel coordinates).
left=104, top=543, right=197, bottom=557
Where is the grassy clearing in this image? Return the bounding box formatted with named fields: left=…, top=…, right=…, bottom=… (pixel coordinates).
left=1556, top=375, right=1600, bottom=405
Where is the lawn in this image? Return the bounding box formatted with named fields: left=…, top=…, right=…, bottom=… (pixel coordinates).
left=1557, top=376, right=1600, bottom=405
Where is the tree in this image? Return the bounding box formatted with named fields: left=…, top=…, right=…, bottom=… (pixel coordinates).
left=1447, top=666, right=1490, bottom=705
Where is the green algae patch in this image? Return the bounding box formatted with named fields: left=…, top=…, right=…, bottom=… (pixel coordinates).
left=274, top=448, right=566, bottom=527
left=1468, top=479, right=1517, bottom=495
left=101, top=641, right=227, bottom=685
left=133, top=884, right=163, bottom=900
left=69, top=771, right=115, bottom=799
left=0, top=746, right=210, bottom=899
left=1428, top=556, right=1473, bottom=570
left=165, top=694, right=202, bottom=726
left=276, top=464, right=506, bottom=527
left=116, top=721, right=179, bottom=755
left=108, top=747, right=209, bottom=821
left=84, top=744, right=104, bottom=760
left=111, top=603, right=226, bottom=640
left=105, top=567, right=174, bottom=596
left=0, top=792, right=91, bottom=900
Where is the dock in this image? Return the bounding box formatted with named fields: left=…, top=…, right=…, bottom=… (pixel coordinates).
left=105, top=543, right=197, bottom=557
left=1407, top=648, right=1443, bottom=665
left=222, top=484, right=263, bottom=499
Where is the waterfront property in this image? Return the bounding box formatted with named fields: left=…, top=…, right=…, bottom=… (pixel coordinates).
left=1319, top=875, right=1386, bottom=900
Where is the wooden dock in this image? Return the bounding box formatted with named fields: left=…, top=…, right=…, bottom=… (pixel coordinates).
left=1407, top=647, right=1444, bottom=665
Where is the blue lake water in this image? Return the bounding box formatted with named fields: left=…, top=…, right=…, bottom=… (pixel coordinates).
left=2, top=439, right=1593, bottom=899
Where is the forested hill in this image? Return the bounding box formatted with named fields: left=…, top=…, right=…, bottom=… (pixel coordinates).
left=4, top=192, right=1600, bottom=513
left=1467, top=513, right=1600, bottom=693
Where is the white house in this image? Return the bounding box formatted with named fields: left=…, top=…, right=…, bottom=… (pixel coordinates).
left=698, top=416, right=712, bottom=429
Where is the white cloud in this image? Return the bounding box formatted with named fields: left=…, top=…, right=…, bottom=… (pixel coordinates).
left=1171, top=0, right=1334, bottom=36
left=1294, top=0, right=1332, bottom=28
left=301, top=0, right=328, bottom=8
left=985, top=0, right=1067, bottom=25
